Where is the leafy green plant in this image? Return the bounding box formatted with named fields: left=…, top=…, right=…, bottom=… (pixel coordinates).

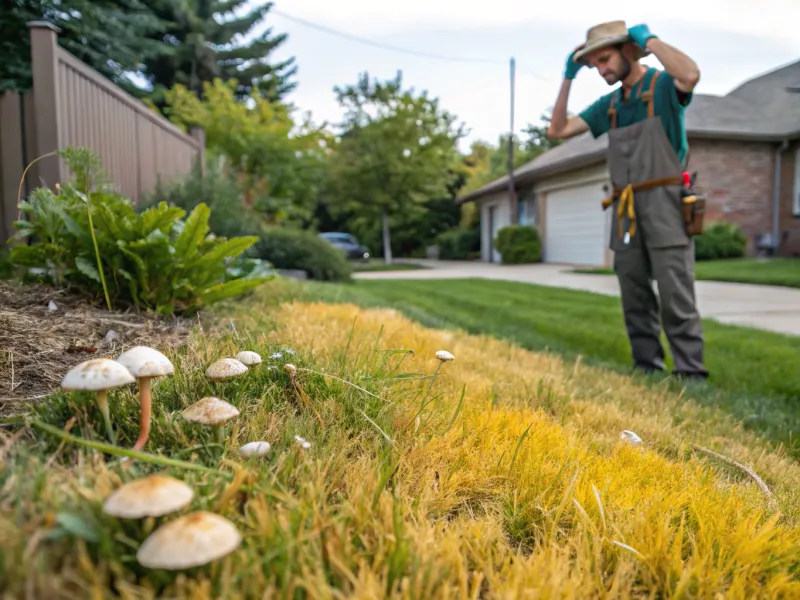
left=695, top=221, right=748, bottom=261
left=494, top=225, right=542, bottom=264
left=9, top=147, right=273, bottom=315
left=254, top=227, right=353, bottom=282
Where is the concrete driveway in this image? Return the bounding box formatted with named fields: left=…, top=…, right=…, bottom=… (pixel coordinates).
left=354, top=260, right=800, bottom=337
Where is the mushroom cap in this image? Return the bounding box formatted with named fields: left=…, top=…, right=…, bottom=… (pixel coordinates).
left=235, top=351, right=262, bottom=366
left=136, top=511, right=242, bottom=570
left=205, top=358, right=248, bottom=381
left=115, top=346, right=174, bottom=378
left=103, top=474, right=193, bottom=518
left=238, top=441, right=271, bottom=458
left=182, top=397, right=240, bottom=426
left=62, top=358, right=136, bottom=391
left=435, top=350, right=455, bottom=362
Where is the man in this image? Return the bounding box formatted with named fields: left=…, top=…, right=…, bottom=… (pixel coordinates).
left=546, top=21, right=709, bottom=381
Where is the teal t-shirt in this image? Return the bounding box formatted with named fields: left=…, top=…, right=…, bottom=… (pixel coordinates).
left=578, top=67, right=692, bottom=166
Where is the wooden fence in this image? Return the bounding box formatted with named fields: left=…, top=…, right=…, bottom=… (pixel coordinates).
left=0, top=21, right=205, bottom=246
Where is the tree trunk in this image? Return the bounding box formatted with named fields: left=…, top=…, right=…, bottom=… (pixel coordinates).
left=382, top=211, right=393, bottom=265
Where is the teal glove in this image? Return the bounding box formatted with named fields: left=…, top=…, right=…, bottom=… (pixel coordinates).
left=564, top=49, right=583, bottom=80
left=628, top=24, right=657, bottom=50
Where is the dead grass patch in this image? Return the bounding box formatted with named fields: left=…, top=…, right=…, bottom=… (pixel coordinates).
left=0, top=281, right=195, bottom=414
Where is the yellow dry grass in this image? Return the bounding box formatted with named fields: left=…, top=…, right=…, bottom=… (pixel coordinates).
left=260, top=300, right=800, bottom=598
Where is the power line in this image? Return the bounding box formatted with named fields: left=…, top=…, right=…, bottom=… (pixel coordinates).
left=271, top=6, right=551, bottom=82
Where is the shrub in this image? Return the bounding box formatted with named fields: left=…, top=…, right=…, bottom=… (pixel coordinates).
left=9, top=147, right=273, bottom=316
left=694, top=221, right=747, bottom=261
left=253, top=227, right=352, bottom=282
left=436, top=226, right=480, bottom=260
left=141, top=158, right=261, bottom=239
left=494, top=225, right=542, bottom=264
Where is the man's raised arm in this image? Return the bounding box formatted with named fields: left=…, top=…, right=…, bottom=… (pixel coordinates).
left=546, top=48, right=590, bottom=141
left=628, top=25, right=700, bottom=93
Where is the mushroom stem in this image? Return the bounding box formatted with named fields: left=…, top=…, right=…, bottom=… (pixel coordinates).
left=96, top=389, right=115, bottom=443
left=132, top=376, right=152, bottom=451
left=213, top=425, right=224, bottom=446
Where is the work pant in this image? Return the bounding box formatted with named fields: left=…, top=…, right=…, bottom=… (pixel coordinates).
left=613, top=243, right=708, bottom=376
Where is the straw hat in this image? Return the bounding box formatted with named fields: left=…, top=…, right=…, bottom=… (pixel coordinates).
left=573, top=20, right=650, bottom=63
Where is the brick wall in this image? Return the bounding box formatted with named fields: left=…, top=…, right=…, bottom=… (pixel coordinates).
left=778, top=142, right=800, bottom=257
left=686, top=138, right=775, bottom=256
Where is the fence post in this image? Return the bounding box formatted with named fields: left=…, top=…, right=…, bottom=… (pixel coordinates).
left=0, top=92, right=26, bottom=246
left=189, top=127, right=206, bottom=176
left=28, top=21, right=63, bottom=190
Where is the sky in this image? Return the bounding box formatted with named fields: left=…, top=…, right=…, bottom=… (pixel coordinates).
left=243, top=1, right=800, bottom=152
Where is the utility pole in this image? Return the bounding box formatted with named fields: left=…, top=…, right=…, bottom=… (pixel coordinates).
left=507, top=57, right=518, bottom=224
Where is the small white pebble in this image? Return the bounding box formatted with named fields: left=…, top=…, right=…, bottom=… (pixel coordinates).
left=47, top=301, right=57, bottom=312
left=294, top=435, right=311, bottom=449
left=238, top=441, right=271, bottom=458
left=435, top=350, right=454, bottom=362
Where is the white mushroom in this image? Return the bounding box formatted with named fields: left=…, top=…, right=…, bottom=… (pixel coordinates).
left=62, top=358, right=135, bottom=443
left=435, top=350, right=455, bottom=362
left=181, top=397, right=240, bottom=444
left=115, top=346, right=174, bottom=451
left=205, top=358, right=248, bottom=382
left=235, top=351, right=262, bottom=366
left=136, top=511, right=242, bottom=570
left=103, top=474, right=193, bottom=518
left=237, top=441, right=271, bottom=458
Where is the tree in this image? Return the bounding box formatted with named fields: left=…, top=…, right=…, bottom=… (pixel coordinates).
left=520, top=109, right=564, bottom=153
left=137, top=0, right=296, bottom=106
left=326, top=71, right=466, bottom=264
left=0, top=0, right=167, bottom=93
left=163, top=77, right=331, bottom=226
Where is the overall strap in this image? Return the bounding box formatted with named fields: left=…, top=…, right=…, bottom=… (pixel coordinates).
left=607, top=90, right=619, bottom=129
left=640, top=70, right=661, bottom=119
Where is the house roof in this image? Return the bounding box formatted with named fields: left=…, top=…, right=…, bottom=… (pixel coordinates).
left=459, top=59, right=800, bottom=204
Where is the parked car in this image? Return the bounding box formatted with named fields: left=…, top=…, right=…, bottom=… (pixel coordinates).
left=319, top=232, right=370, bottom=262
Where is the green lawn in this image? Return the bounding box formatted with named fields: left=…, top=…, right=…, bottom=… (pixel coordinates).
left=574, top=258, right=800, bottom=288
left=287, top=277, right=800, bottom=457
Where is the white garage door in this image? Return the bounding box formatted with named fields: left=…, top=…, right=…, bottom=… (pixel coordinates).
left=545, top=182, right=608, bottom=266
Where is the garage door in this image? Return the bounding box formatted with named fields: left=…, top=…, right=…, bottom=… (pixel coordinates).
left=545, top=182, right=608, bottom=266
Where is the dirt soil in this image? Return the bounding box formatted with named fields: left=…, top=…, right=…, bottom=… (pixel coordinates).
left=0, top=281, right=196, bottom=416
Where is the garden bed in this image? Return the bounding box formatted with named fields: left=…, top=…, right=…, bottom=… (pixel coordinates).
left=0, top=281, right=194, bottom=415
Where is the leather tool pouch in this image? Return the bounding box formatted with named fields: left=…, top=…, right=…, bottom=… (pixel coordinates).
left=681, top=194, right=706, bottom=236
left=680, top=172, right=706, bottom=236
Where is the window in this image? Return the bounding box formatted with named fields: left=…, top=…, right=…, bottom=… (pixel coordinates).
left=794, top=149, right=800, bottom=216
left=517, top=190, right=538, bottom=226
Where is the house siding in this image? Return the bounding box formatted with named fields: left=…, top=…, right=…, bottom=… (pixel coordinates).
left=686, top=138, right=777, bottom=256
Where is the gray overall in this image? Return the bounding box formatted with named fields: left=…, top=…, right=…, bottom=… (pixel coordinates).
left=604, top=71, right=708, bottom=378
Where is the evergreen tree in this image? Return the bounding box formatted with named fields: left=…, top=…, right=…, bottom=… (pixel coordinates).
left=0, top=0, right=167, bottom=93
left=139, top=0, right=296, bottom=106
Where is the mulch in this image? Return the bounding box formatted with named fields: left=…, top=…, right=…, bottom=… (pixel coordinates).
left=0, top=281, right=196, bottom=417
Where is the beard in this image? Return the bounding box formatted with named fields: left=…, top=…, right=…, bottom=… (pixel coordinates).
left=603, top=56, right=631, bottom=85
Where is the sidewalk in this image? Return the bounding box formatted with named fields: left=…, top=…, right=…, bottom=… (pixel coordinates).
left=354, top=260, right=800, bottom=336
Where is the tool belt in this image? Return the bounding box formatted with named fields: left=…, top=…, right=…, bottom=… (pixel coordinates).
left=601, top=175, right=706, bottom=239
